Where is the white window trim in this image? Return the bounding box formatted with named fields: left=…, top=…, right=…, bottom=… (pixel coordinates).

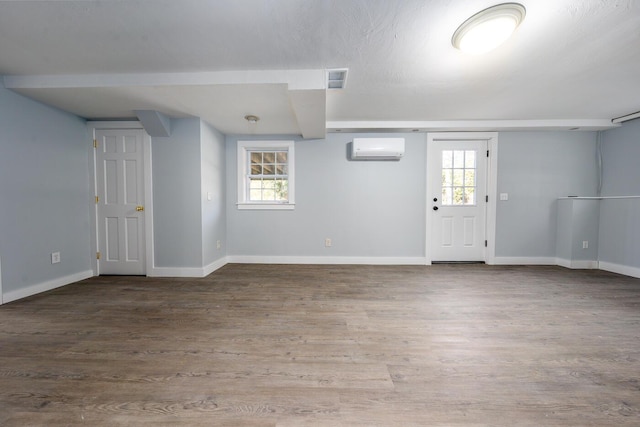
left=237, top=140, right=295, bottom=210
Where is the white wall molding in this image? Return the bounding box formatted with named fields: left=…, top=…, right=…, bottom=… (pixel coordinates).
left=495, top=257, right=603, bottom=270
left=599, top=261, right=640, bottom=279
left=227, top=256, right=427, bottom=265
left=149, top=257, right=229, bottom=278
left=327, top=119, right=619, bottom=132
left=492, top=257, right=557, bottom=265
left=3, top=70, right=326, bottom=90
left=149, top=267, right=209, bottom=277
left=556, top=258, right=599, bottom=270
left=3, top=270, right=93, bottom=304
left=202, top=257, right=229, bottom=277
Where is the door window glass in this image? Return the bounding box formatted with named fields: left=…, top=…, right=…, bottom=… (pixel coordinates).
left=441, top=150, right=476, bottom=205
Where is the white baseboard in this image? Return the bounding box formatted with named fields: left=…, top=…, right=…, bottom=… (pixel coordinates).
left=149, top=257, right=229, bottom=278
left=491, top=256, right=557, bottom=265
left=555, top=258, right=599, bottom=269
left=202, top=257, right=229, bottom=276
left=226, top=255, right=427, bottom=265
left=598, top=261, right=640, bottom=279
left=2, top=270, right=94, bottom=304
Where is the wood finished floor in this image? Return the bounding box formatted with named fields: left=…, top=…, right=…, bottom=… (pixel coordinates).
left=0, top=264, right=639, bottom=426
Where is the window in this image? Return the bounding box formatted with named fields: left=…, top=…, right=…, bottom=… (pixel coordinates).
left=237, top=140, right=295, bottom=210
left=441, top=149, right=476, bottom=205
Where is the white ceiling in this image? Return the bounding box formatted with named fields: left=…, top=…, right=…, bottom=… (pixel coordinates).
left=1, top=0, right=639, bottom=137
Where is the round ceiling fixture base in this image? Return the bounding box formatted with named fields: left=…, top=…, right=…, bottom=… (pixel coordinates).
left=452, top=3, right=526, bottom=54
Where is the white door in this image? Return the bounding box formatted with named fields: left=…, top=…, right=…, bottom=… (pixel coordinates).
left=428, top=138, right=488, bottom=262
left=95, top=129, right=146, bottom=275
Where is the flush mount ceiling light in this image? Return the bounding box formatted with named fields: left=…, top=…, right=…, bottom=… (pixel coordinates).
left=452, top=3, right=526, bottom=54
left=244, top=114, right=259, bottom=124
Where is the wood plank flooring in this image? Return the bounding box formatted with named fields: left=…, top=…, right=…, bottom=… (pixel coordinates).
left=0, top=264, right=639, bottom=426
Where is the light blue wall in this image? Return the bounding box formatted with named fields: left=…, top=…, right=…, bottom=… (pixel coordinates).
left=152, top=118, right=203, bottom=268
left=598, top=198, right=640, bottom=269
left=600, top=119, right=640, bottom=196
left=495, top=132, right=598, bottom=258
left=200, top=120, right=226, bottom=266
left=226, top=131, right=604, bottom=262
left=556, top=199, right=600, bottom=263
left=0, top=81, right=91, bottom=294
left=598, top=119, right=640, bottom=271
left=226, top=133, right=426, bottom=259
left=152, top=118, right=227, bottom=270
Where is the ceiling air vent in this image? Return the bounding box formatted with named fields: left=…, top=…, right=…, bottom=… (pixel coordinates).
left=327, top=68, right=348, bottom=89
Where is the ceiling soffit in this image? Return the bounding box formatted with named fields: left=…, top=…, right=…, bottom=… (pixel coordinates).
left=3, top=70, right=328, bottom=139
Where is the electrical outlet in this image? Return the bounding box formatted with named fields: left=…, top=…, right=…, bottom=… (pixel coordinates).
left=51, top=251, right=61, bottom=264
left=217, top=240, right=222, bottom=249
left=325, top=238, right=332, bottom=247
left=500, top=193, right=509, bottom=201
left=582, top=241, right=589, bottom=249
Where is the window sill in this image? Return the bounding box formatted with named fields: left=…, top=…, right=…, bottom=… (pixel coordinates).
left=237, top=203, right=295, bottom=211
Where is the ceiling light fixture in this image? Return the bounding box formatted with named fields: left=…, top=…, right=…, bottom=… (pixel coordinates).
left=244, top=115, right=259, bottom=124
left=452, top=3, right=526, bottom=54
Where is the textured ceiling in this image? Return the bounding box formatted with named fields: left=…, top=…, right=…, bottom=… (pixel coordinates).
left=1, top=0, right=639, bottom=136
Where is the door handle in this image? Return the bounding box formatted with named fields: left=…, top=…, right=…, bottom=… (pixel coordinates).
left=433, top=206, right=439, bottom=211
left=136, top=206, right=144, bottom=212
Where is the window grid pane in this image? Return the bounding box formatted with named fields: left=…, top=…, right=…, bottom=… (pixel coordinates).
left=247, top=150, right=289, bottom=202
left=441, top=150, right=477, bottom=206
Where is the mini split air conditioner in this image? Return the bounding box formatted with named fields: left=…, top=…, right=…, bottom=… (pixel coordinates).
left=351, top=138, right=405, bottom=160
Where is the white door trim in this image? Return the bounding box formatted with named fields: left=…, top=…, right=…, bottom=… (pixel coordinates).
left=425, top=132, right=498, bottom=265
left=87, top=121, right=154, bottom=276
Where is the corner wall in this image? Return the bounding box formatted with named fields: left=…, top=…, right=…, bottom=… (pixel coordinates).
left=152, top=118, right=203, bottom=269
left=494, top=131, right=598, bottom=262
left=598, top=119, right=640, bottom=276
left=200, top=120, right=227, bottom=272
left=150, top=118, right=227, bottom=276
left=0, top=80, right=92, bottom=302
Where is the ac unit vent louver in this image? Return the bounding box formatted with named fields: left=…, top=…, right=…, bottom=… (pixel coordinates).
left=351, top=138, right=405, bottom=160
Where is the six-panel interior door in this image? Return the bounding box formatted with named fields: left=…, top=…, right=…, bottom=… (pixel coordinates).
left=95, top=129, right=146, bottom=275
left=429, top=139, right=488, bottom=262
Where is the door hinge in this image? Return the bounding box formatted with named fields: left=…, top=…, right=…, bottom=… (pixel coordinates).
left=96, top=252, right=101, bottom=260
left=485, top=195, right=488, bottom=202
left=485, top=240, right=488, bottom=247
left=487, top=150, right=489, bottom=157
left=95, top=196, right=99, bottom=204
left=93, top=139, right=98, bottom=148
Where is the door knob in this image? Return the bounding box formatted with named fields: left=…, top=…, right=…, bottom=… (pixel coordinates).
left=136, top=206, right=144, bottom=212
left=433, top=206, right=439, bottom=211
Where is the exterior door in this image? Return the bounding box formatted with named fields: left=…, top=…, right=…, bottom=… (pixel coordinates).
left=95, top=129, right=146, bottom=275
left=428, top=138, right=488, bottom=262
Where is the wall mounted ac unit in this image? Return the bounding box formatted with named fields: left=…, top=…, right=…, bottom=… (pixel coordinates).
left=351, top=138, right=405, bottom=160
